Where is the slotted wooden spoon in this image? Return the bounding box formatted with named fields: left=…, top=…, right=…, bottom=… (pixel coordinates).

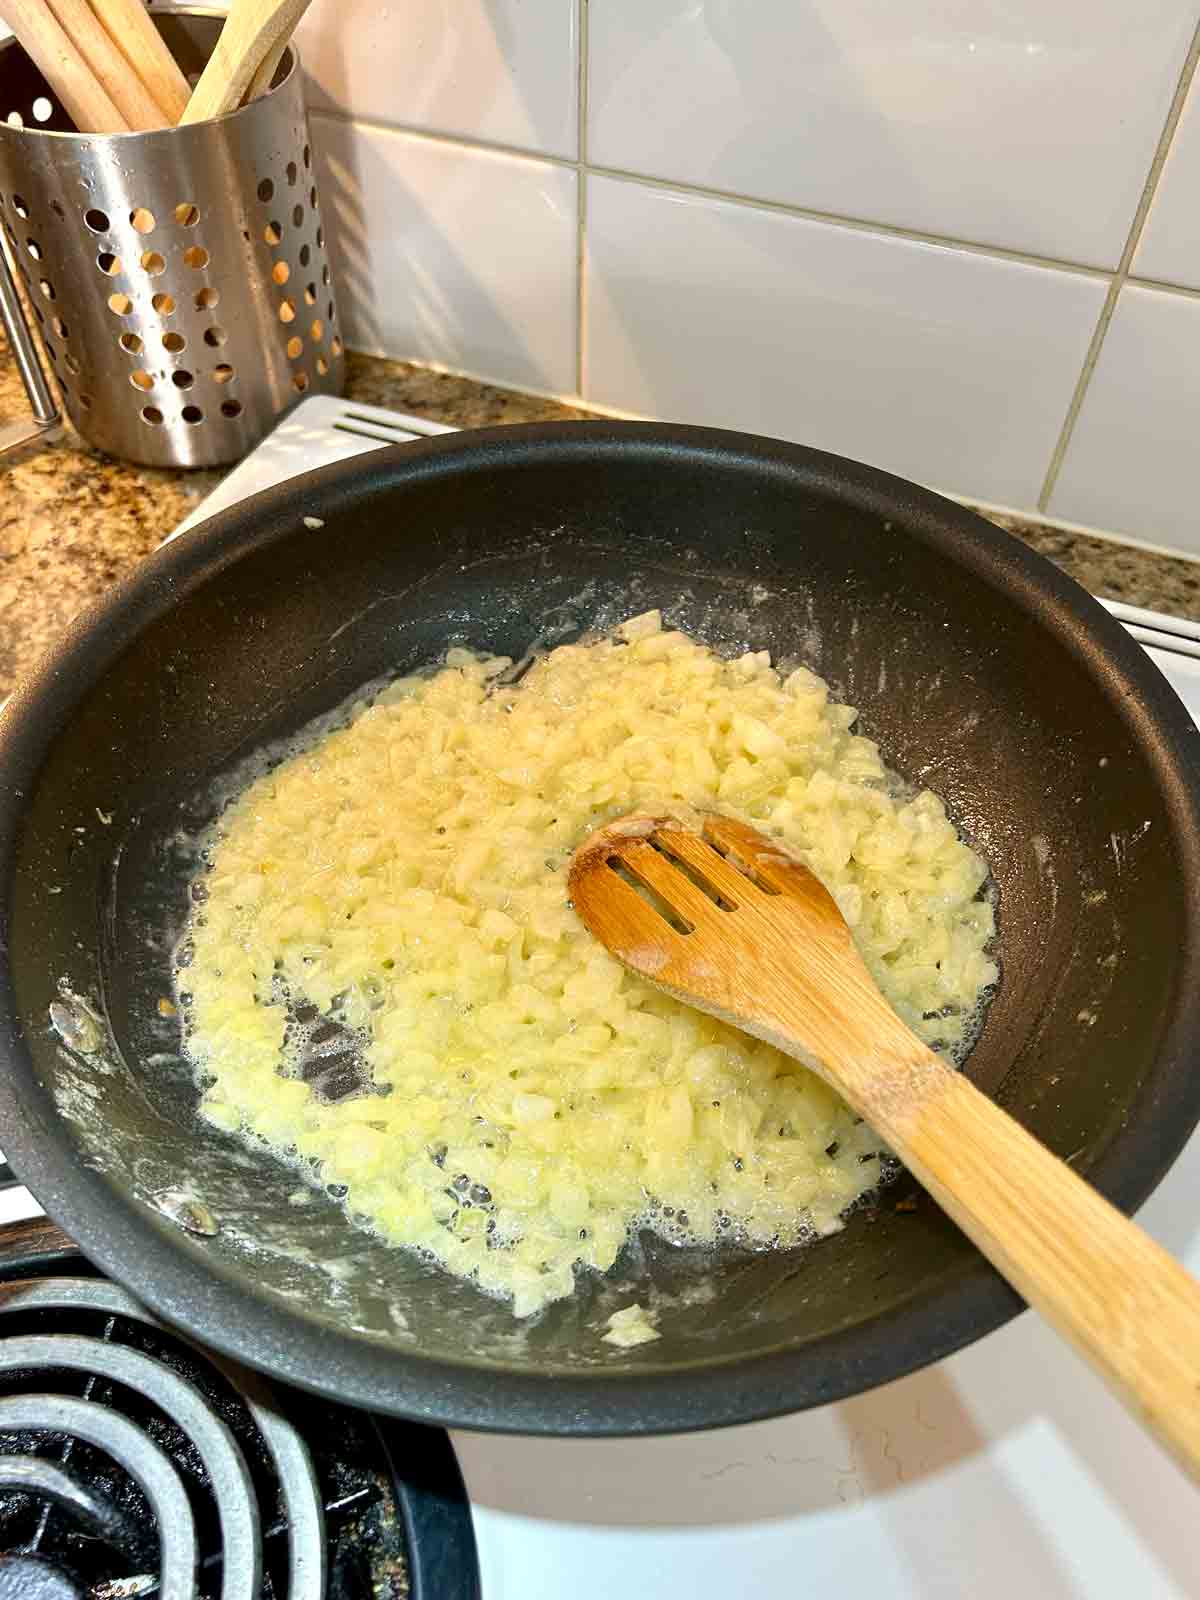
left=569, top=812, right=1200, bottom=1481
left=181, top=0, right=312, bottom=124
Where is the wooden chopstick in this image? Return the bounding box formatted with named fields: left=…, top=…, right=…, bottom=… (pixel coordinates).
left=0, top=0, right=128, bottom=132
left=45, top=0, right=168, bottom=129
left=87, top=0, right=191, bottom=124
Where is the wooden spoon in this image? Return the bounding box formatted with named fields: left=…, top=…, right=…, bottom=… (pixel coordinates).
left=569, top=811, right=1200, bottom=1482
left=243, top=32, right=288, bottom=104
left=181, top=0, right=312, bottom=125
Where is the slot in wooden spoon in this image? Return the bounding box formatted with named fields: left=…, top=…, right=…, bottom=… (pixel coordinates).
left=569, top=811, right=1200, bottom=1482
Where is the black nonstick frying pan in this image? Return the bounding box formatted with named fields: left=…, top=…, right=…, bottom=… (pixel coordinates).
left=2, top=422, right=1200, bottom=1436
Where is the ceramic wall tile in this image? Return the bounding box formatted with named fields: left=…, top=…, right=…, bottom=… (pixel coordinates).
left=584, top=176, right=1105, bottom=508
left=1049, top=286, right=1200, bottom=554
left=313, top=116, right=577, bottom=395
left=297, top=0, right=577, bottom=158
left=588, top=0, right=1196, bottom=267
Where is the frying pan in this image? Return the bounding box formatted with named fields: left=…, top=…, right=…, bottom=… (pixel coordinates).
left=2, top=422, right=1200, bottom=1437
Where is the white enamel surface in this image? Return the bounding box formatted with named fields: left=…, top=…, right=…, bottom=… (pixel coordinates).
left=296, top=0, right=578, bottom=158
left=1135, top=78, right=1200, bottom=289
left=458, top=1102, right=1200, bottom=1599
left=583, top=176, right=1104, bottom=508
left=1049, top=286, right=1200, bottom=556
left=311, top=115, right=577, bottom=394
left=586, top=0, right=1197, bottom=267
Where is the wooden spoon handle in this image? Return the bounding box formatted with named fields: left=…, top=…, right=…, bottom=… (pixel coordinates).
left=88, top=0, right=192, bottom=124
left=0, top=0, right=128, bottom=131
left=181, top=0, right=311, bottom=125
left=866, top=1052, right=1200, bottom=1481
left=44, top=0, right=166, bottom=129
left=244, top=33, right=287, bottom=103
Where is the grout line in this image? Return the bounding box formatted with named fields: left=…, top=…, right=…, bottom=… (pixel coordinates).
left=308, top=106, right=580, bottom=169
left=316, top=99, right=1200, bottom=300
left=575, top=0, right=589, bottom=397
left=1124, top=271, right=1200, bottom=301
left=582, top=164, right=1117, bottom=280
left=314, top=104, right=1200, bottom=301
left=311, top=107, right=1116, bottom=282
left=1036, top=17, right=1200, bottom=511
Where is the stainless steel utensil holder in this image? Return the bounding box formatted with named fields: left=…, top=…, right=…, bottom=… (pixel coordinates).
left=0, top=5, right=344, bottom=468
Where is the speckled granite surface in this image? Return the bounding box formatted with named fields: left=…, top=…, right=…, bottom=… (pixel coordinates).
left=1, top=344, right=1197, bottom=699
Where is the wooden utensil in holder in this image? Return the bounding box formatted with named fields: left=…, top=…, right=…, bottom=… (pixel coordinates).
left=44, top=0, right=168, bottom=128
left=89, top=0, right=192, bottom=123
left=0, top=0, right=307, bottom=131
left=0, top=0, right=127, bottom=132
left=181, top=0, right=313, bottom=124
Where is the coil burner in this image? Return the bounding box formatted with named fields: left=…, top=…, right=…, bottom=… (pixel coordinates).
left=0, top=1275, right=478, bottom=1598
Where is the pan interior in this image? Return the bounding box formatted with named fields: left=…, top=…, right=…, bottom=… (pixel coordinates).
left=4, top=430, right=1190, bottom=1413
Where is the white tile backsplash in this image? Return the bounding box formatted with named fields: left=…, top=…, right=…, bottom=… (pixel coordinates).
left=1135, top=78, right=1200, bottom=289
left=312, top=116, right=577, bottom=395
left=584, top=177, right=1105, bottom=509
left=296, top=0, right=578, bottom=158
left=1048, top=287, right=1200, bottom=554
left=302, top=0, right=1200, bottom=553
left=587, top=0, right=1197, bottom=268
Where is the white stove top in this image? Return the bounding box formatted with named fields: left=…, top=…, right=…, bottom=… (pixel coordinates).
left=6, top=397, right=1200, bottom=1598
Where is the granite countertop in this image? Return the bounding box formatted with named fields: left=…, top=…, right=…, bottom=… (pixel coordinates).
left=2, top=344, right=1198, bottom=700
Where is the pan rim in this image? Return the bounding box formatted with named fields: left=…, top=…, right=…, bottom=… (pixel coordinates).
left=3, top=419, right=1200, bottom=1436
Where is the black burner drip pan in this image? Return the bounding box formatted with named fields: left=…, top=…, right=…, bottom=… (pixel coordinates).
left=0, top=1219, right=480, bottom=1599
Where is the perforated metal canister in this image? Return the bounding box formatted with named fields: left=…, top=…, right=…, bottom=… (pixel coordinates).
left=0, top=5, right=343, bottom=468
